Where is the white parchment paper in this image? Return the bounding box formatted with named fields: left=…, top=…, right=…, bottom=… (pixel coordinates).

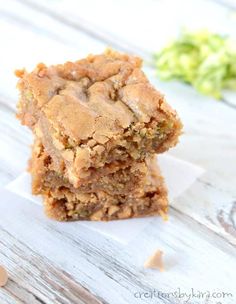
left=6, top=154, right=204, bottom=244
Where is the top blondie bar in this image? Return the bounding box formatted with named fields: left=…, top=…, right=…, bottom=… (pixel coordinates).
left=16, top=49, right=182, bottom=187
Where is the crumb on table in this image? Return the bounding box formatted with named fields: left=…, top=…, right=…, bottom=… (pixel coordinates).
left=144, top=250, right=164, bottom=271
left=0, top=266, right=8, bottom=287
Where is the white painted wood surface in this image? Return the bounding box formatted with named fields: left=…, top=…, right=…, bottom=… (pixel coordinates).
left=0, top=0, right=236, bottom=303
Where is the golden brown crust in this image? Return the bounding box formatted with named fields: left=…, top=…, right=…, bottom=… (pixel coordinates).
left=15, top=49, right=184, bottom=222
left=17, top=49, right=180, bottom=137
left=16, top=49, right=182, bottom=187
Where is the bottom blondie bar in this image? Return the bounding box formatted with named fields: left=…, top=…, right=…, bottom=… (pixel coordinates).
left=29, top=141, right=168, bottom=221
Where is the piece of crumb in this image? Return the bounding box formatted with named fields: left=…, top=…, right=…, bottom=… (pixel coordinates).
left=144, top=250, right=164, bottom=271
left=0, top=266, right=8, bottom=287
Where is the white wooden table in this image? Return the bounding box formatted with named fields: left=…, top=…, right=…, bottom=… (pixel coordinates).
left=0, top=0, right=236, bottom=303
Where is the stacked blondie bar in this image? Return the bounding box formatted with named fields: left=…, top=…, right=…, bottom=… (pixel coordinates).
left=16, top=49, right=182, bottom=221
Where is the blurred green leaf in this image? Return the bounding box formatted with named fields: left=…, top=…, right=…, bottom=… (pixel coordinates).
left=154, top=30, right=236, bottom=99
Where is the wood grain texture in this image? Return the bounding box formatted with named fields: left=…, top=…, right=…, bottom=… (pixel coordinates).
left=0, top=227, right=103, bottom=304
left=0, top=0, right=236, bottom=303
left=15, top=0, right=236, bottom=58
left=0, top=189, right=236, bottom=304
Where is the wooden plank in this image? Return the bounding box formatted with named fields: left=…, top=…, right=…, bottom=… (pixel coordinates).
left=0, top=189, right=235, bottom=303
left=0, top=227, right=103, bottom=304
left=15, top=0, right=148, bottom=59
left=16, top=0, right=236, bottom=54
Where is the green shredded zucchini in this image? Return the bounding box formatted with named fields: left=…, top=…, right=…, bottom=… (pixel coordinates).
left=154, top=30, right=236, bottom=99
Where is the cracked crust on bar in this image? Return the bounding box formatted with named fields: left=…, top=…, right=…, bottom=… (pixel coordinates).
left=16, top=49, right=182, bottom=187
